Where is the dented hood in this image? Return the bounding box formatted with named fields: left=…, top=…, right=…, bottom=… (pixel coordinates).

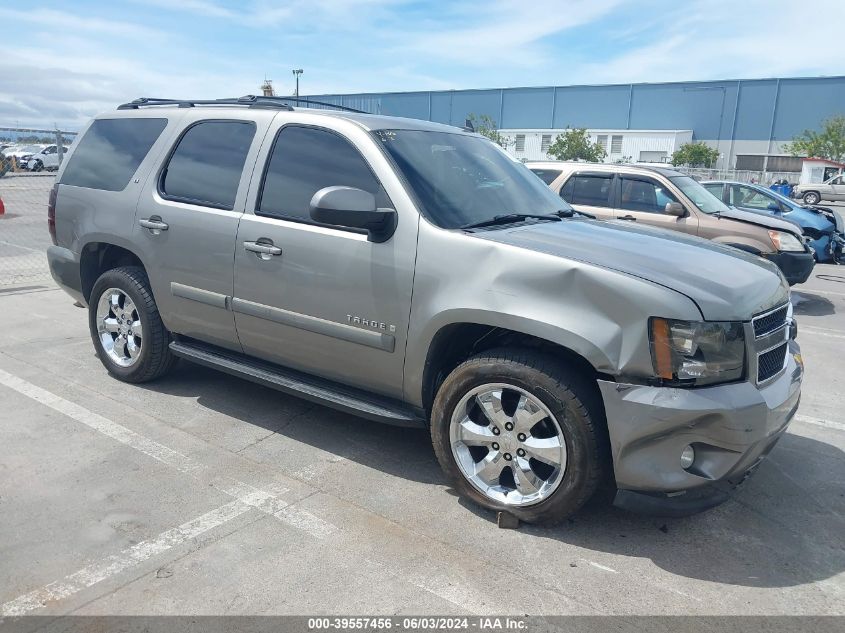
left=476, top=218, right=789, bottom=321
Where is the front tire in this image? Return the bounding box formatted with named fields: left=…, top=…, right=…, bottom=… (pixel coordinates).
left=803, top=191, right=821, bottom=205
left=431, top=349, right=607, bottom=525
left=89, top=266, right=175, bottom=383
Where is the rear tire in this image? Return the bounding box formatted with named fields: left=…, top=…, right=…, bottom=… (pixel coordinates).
left=803, top=191, right=821, bottom=205
left=88, top=266, right=175, bottom=383
left=430, top=348, right=607, bottom=525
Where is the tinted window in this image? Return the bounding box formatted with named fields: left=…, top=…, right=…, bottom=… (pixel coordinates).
left=161, top=120, right=255, bottom=210
left=61, top=118, right=167, bottom=191
left=259, top=126, right=388, bottom=222
left=564, top=174, right=612, bottom=208
left=530, top=169, right=562, bottom=185
left=619, top=177, right=679, bottom=214
left=560, top=177, right=574, bottom=200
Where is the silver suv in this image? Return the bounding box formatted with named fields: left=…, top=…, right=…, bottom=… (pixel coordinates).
left=47, top=96, right=803, bottom=524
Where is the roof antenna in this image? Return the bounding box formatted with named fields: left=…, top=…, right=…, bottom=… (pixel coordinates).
left=464, top=118, right=475, bottom=132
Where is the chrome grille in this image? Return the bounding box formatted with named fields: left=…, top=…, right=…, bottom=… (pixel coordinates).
left=758, top=343, right=788, bottom=382
left=751, top=302, right=791, bottom=385
left=753, top=305, right=788, bottom=337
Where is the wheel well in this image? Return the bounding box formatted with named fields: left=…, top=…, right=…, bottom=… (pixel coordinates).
left=80, top=243, right=145, bottom=303
left=421, top=323, right=600, bottom=413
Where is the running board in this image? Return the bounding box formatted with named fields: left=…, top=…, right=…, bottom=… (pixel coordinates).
left=169, top=340, right=426, bottom=428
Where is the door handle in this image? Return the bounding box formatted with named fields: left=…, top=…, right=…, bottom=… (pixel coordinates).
left=243, top=241, right=282, bottom=256
left=618, top=215, right=637, bottom=221
left=139, top=217, right=169, bottom=231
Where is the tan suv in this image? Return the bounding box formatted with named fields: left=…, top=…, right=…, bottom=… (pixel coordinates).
left=527, top=162, right=815, bottom=285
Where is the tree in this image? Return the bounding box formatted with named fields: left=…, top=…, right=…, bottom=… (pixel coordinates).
left=467, top=114, right=510, bottom=148
left=671, top=142, right=719, bottom=168
left=546, top=127, right=606, bottom=162
left=784, top=115, right=845, bottom=163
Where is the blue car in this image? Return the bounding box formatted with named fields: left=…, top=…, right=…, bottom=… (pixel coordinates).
left=702, top=180, right=844, bottom=263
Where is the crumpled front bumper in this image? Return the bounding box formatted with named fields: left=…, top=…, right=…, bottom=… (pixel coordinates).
left=598, top=341, right=803, bottom=517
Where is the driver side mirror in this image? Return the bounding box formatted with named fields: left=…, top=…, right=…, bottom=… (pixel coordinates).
left=767, top=202, right=782, bottom=212
left=665, top=202, right=686, bottom=217
left=309, top=186, right=397, bottom=243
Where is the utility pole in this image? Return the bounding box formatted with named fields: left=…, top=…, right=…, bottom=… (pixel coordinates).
left=292, top=69, right=303, bottom=97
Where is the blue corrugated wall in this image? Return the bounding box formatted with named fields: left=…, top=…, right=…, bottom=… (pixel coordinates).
left=304, top=76, right=845, bottom=142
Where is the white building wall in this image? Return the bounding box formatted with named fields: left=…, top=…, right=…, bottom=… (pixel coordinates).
left=500, top=128, right=693, bottom=163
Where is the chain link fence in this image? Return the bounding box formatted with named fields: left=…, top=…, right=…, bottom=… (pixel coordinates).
left=0, top=126, right=77, bottom=287
left=674, top=167, right=799, bottom=185
left=0, top=172, right=55, bottom=287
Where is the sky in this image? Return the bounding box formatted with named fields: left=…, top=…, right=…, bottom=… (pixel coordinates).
left=2, top=0, right=844, bottom=130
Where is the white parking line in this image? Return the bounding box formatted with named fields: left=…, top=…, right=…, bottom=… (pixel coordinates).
left=800, top=325, right=845, bottom=339
left=0, top=500, right=251, bottom=617
left=795, top=414, right=845, bottom=432
left=0, top=366, right=337, bottom=537
left=0, top=365, right=350, bottom=615
left=794, top=288, right=845, bottom=299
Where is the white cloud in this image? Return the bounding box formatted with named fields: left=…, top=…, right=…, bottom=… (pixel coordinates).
left=567, top=0, right=845, bottom=84
left=1, top=1, right=843, bottom=129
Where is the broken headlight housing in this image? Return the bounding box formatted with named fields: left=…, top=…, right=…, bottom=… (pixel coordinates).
left=649, top=318, right=745, bottom=387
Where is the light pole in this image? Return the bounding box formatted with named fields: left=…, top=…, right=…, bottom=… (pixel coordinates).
left=292, top=69, right=303, bottom=97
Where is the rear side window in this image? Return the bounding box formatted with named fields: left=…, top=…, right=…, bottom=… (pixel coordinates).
left=530, top=169, right=562, bottom=185
left=562, top=174, right=613, bottom=208
left=160, top=120, right=256, bottom=210
left=60, top=118, right=167, bottom=191
left=258, top=125, right=388, bottom=223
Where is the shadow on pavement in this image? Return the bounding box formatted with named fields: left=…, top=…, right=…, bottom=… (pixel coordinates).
left=792, top=291, right=836, bottom=316
left=141, top=362, right=845, bottom=590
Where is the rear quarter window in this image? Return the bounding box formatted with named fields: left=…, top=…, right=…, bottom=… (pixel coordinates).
left=60, top=118, right=168, bottom=191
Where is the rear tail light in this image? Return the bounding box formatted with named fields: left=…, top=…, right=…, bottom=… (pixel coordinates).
left=47, top=183, right=58, bottom=245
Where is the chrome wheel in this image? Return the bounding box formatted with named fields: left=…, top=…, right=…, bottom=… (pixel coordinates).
left=95, top=287, right=142, bottom=367
left=450, top=383, right=567, bottom=507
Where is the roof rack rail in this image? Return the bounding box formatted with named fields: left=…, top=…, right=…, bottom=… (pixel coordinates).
left=117, top=95, right=367, bottom=114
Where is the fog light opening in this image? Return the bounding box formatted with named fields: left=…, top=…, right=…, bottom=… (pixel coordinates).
left=680, top=445, right=695, bottom=470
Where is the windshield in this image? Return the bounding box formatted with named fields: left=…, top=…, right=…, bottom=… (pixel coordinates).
left=374, top=129, right=572, bottom=229
left=19, top=145, right=42, bottom=154
left=669, top=175, right=730, bottom=214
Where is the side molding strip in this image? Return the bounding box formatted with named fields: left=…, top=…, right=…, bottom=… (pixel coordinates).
left=171, top=282, right=229, bottom=309
left=231, top=297, right=395, bottom=353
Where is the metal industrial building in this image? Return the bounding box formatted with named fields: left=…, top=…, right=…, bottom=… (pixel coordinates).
left=305, top=75, right=845, bottom=170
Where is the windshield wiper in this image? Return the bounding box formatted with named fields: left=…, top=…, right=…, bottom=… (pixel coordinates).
left=556, top=208, right=595, bottom=220
left=460, top=213, right=560, bottom=230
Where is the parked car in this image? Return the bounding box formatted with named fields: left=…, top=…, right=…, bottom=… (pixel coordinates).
left=702, top=180, right=844, bottom=263
left=5, top=144, right=46, bottom=168
left=792, top=173, right=845, bottom=205
left=527, top=161, right=815, bottom=285
left=48, top=97, right=802, bottom=524
left=20, top=145, right=67, bottom=171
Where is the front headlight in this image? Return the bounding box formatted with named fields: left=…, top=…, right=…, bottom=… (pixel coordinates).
left=769, top=230, right=805, bottom=252
left=649, top=318, right=745, bottom=387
